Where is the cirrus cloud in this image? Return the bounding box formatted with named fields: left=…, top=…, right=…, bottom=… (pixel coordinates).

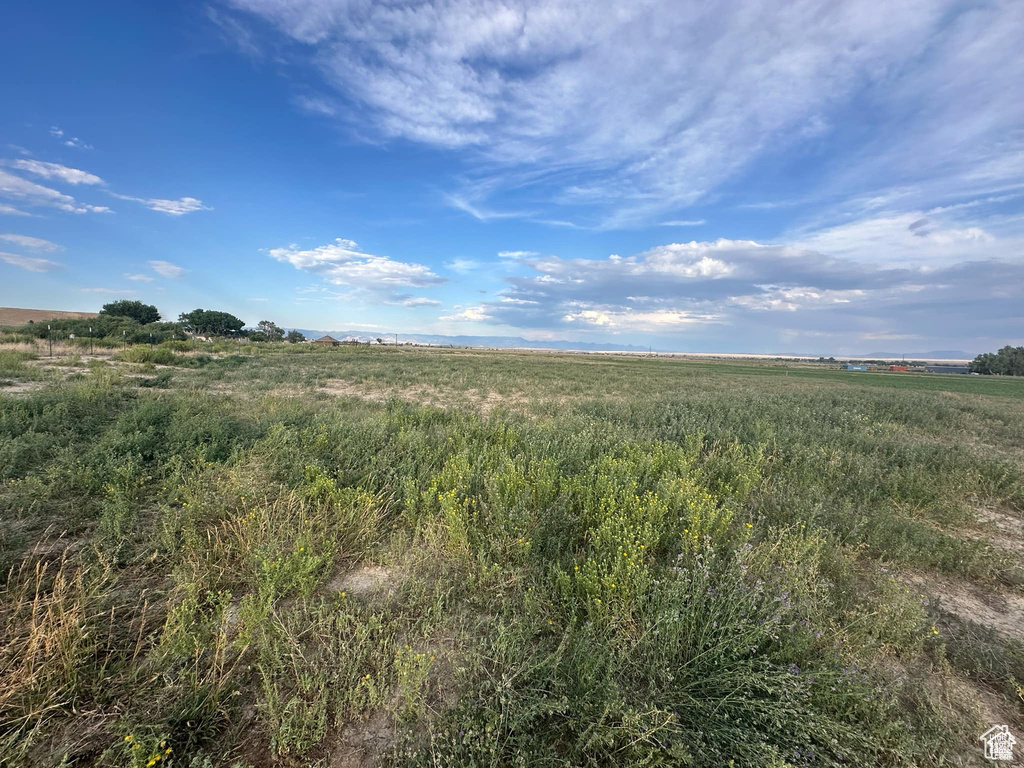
left=0, top=233, right=62, bottom=251
left=220, top=0, right=1024, bottom=229
left=1, top=251, right=62, bottom=272
left=12, top=160, right=104, bottom=186
left=113, top=194, right=211, bottom=216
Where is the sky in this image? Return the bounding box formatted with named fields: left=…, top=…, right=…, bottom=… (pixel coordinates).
left=1, top=0, right=1022, bottom=355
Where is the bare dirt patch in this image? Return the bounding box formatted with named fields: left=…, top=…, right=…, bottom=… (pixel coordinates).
left=975, top=506, right=1024, bottom=544
left=318, top=378, right=533, bottom=415
left=328, top=565, right=399, bottom=598
left=905, top=571, right=1024, bottom=643
left=958, top=506, right=1024, bottom=567
left=0, top=380, right=47, bottom=396
left=330, top=711, right=395, bottom=767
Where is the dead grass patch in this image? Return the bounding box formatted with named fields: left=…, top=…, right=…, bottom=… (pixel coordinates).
left=318, top=378, right=534, bottom=415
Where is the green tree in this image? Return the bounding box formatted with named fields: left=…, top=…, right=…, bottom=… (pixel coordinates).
left=286, top=329, right=305, bottom=343
left=256, top=320, right=285, bottom=342
left=178, top=309, right=245, bottom=336
left=99, top=300, right=160, bottom=325
left=970, top=345, right=1024, bottom=376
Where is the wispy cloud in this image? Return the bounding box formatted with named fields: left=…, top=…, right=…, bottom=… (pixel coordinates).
left=12, top=160, right=104, bottom=185
left=81, top=287, right=137, bottom=294
left=444, top=258, right=481, bottom=274
left=497, top=250, right=538, bottom=259
left=0, top=233, right=62, bottom=251
left=293, top=94, right=337, bottom=117
left=221, top=0, right=1023, bottom=230
left=0, top=203, right=32, bottom=217
left=1, top=251, right=62, bottom=272
left=0, top=169, right=110, bottom=214
left=124, top=273, right=156, bottom=282
left=206, top=5, right=263, bottom=58
left=388, top=296, right=443, bottom=307
left=660, top=219, right=705, bottom=227
left=50, top=126, right=92, bottom=150
left=444, top=193, right=533, bottom=222
left=148, top=260, right=189, bottom=278
left=114, top=194, right=210, bottom=215
left=3, top=159, right=208, bottom=218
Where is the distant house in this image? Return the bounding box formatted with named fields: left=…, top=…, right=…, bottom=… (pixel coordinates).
left=925, top=365, right=970, bottom=375
left=312, top=335, right=341, bottom=347
left=889, top=365, right=908, bottom=372
left=843, top=364, right=867, bottom=371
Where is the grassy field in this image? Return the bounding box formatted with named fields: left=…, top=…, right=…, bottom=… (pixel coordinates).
left=1, top=342, right=1023, bottom=767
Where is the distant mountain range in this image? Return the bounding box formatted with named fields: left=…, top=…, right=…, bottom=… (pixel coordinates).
left=293, top=329, right=657, bottom=353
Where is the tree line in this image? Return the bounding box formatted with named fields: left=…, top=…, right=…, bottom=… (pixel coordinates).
left=6, top=300, right=305, bottom=344
left=970, top=345, right=1024, bottom=376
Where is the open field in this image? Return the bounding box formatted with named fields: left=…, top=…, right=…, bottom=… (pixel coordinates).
left=0, top=308, right=100, bottom=326
left=2, top=343, right=1023, bottom=767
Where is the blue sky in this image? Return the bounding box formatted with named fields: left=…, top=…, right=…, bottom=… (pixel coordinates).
left=1, top=0, right=1022, bottom=354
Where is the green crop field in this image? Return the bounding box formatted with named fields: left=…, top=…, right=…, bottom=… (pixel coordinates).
left=2, top=342, right=1022, bottom=767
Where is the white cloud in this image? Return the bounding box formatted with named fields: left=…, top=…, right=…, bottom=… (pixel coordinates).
left=1, top=251, right=62, bottom=272
left=12, top=160, right=104, bottom=186
left=390, top=296, right=443, bottom=307
left=114, top=194, right=210, bottom=215
left=729, top=286, right=866, bottom=312
left=223, top=0, right=1023, bottom=228
left=49, top=126, right=92, bottom=150
left=0, top=234, right=62, bottom=251
left=859, top=332, right=921, bottom=341
left=792, top=212, right=1004, bottom=266
left=0, top=169, right=110, bottom=214
left=445, top=193, right=533, bottom=221
left=563, top=308, right=721, bottom=331
left=660, top=220, right=706, bottom=227
left=444, top=258, right=481, bottom=274
left=148, top=260, right=189, bottom=278
left=0, top=203, right=32, bottom=216
left=451, top=229, right=1023, bottom=352
left=497, top=250, right=538, bottom=259
left=269, top=238, right=445, bottom=291
left=124, top=273, right=156, bottom=282
left=206, top=5, right=263, bottom=58
left=81, top=287, right=137, bottom=294
left=293, top=94, right=337, bottom=116
left=441, top=306, right=491, bottom=322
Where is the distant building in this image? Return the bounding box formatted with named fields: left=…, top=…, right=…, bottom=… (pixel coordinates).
left=312, top=335, right=341, bottom=347
left=843, top=364, right=867, bottom=371
left=889, top=365, right=908, bottom=371
left=925, top=365, right=970, bottom=374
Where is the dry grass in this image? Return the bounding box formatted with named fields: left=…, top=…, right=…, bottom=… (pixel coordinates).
left=0, top=308, right=99, bottom=326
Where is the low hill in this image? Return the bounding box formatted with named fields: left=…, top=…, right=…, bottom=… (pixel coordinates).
left=0, top=307, right=99, bottom=325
